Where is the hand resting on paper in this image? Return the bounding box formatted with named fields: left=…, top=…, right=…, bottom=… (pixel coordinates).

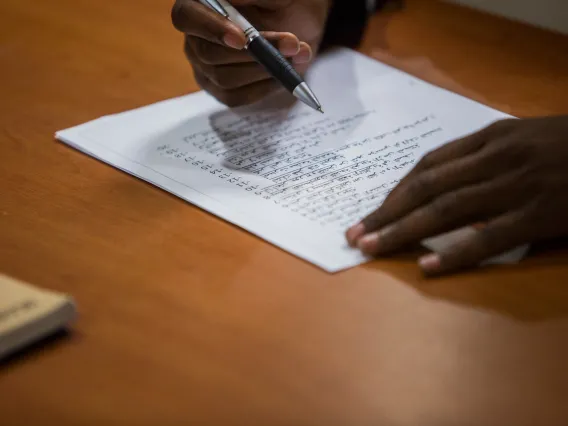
left=171, top=0, right=330, bottom=106
left=346, top=116, right=568, bottom=276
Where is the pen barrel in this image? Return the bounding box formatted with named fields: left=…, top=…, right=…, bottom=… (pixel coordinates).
left=247, top=36, right=303, bottom=93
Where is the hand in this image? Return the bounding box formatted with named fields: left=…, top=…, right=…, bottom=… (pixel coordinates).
left=171, top=0, right=330, bottom=106
left=346, top=116, right=568, bottom=276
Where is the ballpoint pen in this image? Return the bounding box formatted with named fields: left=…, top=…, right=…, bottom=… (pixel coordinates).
left=199, top=0, right=324, bottom=113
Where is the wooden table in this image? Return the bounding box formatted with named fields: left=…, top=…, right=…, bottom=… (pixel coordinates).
left=1, top=1, right=568, bottom=425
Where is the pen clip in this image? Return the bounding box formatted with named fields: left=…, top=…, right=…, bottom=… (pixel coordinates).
left=200, top=0, right=229, bottom=17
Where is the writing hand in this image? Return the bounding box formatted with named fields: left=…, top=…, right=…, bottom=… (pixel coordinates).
left=346, top=116, right=568, bottom=276
left=171, top=0, right=330, bottom=106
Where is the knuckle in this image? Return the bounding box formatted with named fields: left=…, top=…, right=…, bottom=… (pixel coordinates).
left=362, top=210, right=383, bottom=231
left=416, top=152, right=432, bottom=168
left=183, top=37, right=196, bottom=62
left=242, top=83, right=279, bottom=105
left=200, top=82, right=272, bottom=107
left=522, top=169, right=545, bottom=195
left=521, top=202, right=539, bottom=223
left=474, top=224, right=501, bottom=252
left=428, top=192, right=458, bottom=218
left=211, top=88, right=238, bottom=107
left=192, top=40, right=220, bottom=65
left=407, top=173, right=433, bottom=199
left=522, top=198, right=547, bottom=225
left=499, top=118, right=517, bottom=127
left=192, top=69, right=210, bottom=91
left=204, top=65, right=221, bottom=86
left=212, top=69, right=236, bottom=90
left=417, top=151, right=435, bottom=169
left=213, top=91, right=231, bottom=106
left=222, top=92, right=249, bottom=107
left=478, top=119, right=517, bottom=147
left=204, top=66, right=237, bottom=90
left=482, top=119, right=516, bottom=140
left=193, top=70, right=229, bottom=105
left=488, top=118, right=514, bottom=131
left=195, top=78, right=245, bottom=107
left=507, top=139, right=538, bottom=166
left=171, top=0, right=186, bottom=31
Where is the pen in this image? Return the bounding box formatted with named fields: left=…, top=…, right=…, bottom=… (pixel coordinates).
left=199, top=0, right=324, bottom=113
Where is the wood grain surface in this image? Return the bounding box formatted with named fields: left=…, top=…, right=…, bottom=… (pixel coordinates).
left=1, top=0, right=568, bottom=425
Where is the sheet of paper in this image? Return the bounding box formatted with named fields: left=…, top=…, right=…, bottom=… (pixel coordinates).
left=56, top=48, right=528, bottom=272
left=423, top=228, right=529, bottom=265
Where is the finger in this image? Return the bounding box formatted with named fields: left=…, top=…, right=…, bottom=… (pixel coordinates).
left=357, top=142, right=506, bottom=238
left=188, top=31, right=301, bottom=65
left=377, top=119, right=515, bottom=213
left=186, top=42, right=269, bottom=89
left=187, top=41, right=311, bottom=90
left=194, top=69, right=282, bottom=107
left=418, top=210, right=530, bottom=276
left=172, top=0, right=246, bottom=49
left=264, top=32, right=303, bottom=57
left=346, top=146, right=496, bottom=246
left=348, top=121, right=515, bottom=245
left=356, top=174, right=517, bottom=256
left=411, top=119, right=515, bottom=174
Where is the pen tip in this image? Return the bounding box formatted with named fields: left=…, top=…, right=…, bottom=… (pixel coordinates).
left=318, top=107, right=324, bottom=114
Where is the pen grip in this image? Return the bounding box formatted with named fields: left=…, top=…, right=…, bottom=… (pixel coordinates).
left=247, top=36, right=303, bottom=93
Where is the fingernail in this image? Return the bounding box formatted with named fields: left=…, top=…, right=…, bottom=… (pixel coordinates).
left=346, top=223, right=365, bottom=247
left=279, top=38, right=300, bottom=57
left=293, top=48, right=312, bottom=64
left=418, top=253, right=441, bottom=274
left=357, top=232, right=380, bottom=254
left=223, top=33, right=244, bottom=50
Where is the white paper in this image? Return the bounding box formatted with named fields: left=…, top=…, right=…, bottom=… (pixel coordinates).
left=56, top=48, right=528, bottom=272
left=422, top=228, right=529, bottom=265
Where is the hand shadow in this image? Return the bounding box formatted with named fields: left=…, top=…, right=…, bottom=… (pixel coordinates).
left=133, top=49, right=369, bottom=181
left=203, top=48, right=369, bottom=173
left=364, top=239, right=568, bottom=322
left=68, top=48, right=373, bottom=282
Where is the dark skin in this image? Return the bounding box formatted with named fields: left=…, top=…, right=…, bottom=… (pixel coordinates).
left=346, top=116, right=568, bottom=276
left=171, top=0, right=330, bottom=107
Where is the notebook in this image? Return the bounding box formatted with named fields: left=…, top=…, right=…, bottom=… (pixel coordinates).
left=0, top=274, right=76, bottom=360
